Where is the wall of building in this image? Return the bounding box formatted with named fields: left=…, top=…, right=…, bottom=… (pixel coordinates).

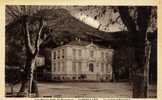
left=50, top=43, right=113, bottom=81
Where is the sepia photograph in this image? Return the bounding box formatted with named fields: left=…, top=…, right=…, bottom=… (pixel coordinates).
left=5, top=5, right=157, bottom=98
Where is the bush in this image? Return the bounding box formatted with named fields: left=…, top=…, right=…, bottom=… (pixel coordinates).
left=5, top=66, right=23, bottom=84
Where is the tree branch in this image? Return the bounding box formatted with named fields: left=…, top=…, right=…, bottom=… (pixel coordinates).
left=137, top=7, right=151, bottom=33
left=118, top=7, right=137, bottom=32
left=6, top=6, right=19, bottom=18
left=34, top=18, right=44, bottom=56
left=23, top=16, right=33, bottom=53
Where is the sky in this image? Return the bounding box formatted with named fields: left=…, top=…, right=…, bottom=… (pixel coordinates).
left=64, top=6, right=156, bottom=33
left=63, top=6, right=126, bottom=32
left=74, top=12, right=100, bottom=29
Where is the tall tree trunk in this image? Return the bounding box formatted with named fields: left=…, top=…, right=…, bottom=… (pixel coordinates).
left=18, top=52, right=32, bottom=93
left=132, top=42, right=146, bottom=98
left=17, top=15, right=44, bottom=97
left=17, top=52, right=39, bottom=97
left=31, top=80, right=39, bottom=97
left=118, top=7, right=151, bottom=98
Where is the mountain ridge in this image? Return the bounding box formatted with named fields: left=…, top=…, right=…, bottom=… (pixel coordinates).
left=6, top=8, right=132, bottom=49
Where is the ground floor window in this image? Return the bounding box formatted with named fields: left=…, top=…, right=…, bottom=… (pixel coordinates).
left=101, top=63, right=104, bottom=72
left=89, top=63, right=94, bottom=72
left=72, top=62, right=76, bottom=72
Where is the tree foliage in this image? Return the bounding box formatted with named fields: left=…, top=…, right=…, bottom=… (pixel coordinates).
left=6, top=5, right=51, bottom=96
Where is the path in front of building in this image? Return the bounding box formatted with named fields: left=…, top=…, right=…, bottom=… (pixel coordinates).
left=5, top=82, right=157, bottom=98
left=38, top=82, right=132, bottom=98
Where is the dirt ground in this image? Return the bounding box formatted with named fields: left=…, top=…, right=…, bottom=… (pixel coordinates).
left=5, top=82, right=157, bottom=98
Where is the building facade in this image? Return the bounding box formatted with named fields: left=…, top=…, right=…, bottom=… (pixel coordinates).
left=51, top=40, right=114, bottom=81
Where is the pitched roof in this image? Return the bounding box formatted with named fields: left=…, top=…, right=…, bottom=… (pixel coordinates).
left=66, top=39, right=109, bottom=49
left=67, top=39, right=90, bottom=46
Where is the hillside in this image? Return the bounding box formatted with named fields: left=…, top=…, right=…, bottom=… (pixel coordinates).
left=35, top=8, right=116, bottom=48
left=6, top=8, right=130, bottom=49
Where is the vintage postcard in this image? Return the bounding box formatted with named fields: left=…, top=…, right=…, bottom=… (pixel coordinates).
left=0, top=0, right=160, bottom=100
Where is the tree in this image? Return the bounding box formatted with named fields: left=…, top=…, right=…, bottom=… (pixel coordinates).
left=76, top=6, right=156, bottom=97
left=6, top=6, right=49, bottom=97
left=5, top=66, right=23, bottom=96
left=118, top=6, right=153, bottom=98
left=17, top=15, right=45, bottom=97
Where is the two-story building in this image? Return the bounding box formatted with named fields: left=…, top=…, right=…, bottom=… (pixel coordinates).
left=50, top=39, right=114, bottom=81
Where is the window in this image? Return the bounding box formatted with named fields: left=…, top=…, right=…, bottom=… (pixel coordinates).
left=58, top=50, right=60, bottom=59
left=106, top=63, right=108, bottom=73
left=89, top=63, right=94, bottom=72
left=78, top=49, right=82, bottom=57
left=62, top=49, right=64, bottom=58
left=101, top=63, right=104, bottom=72
left=55, top=63, right=57, bottom=72
left=58, top=62, right=60, bottom=72
left=73, top=49, right=76, bottom=58
left=62, top=61, right=65, bottom=72
left=53, top=63, right=56, bottom=72
left=72, top=62, right=76, bottom=72
left=53, top=51, right=56, bottom=59
left=90, top=50, right=94, bottom=57
left=78, top=62, right=82, bottom=73
left=106, top=64, right=111, bottom=73
left=101, top=52, right=104, bottom=57
left=105, top=52, right=108, bottom=58
left=60, top=62, right=62, bottom=72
